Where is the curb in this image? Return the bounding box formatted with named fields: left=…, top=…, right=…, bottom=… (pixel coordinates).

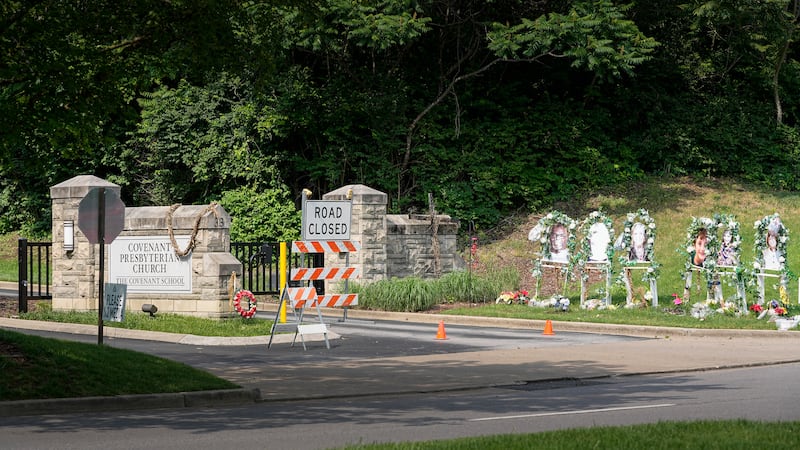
left=263, top=304, right=800, bottom=340
left=0, top=388, right=261, bottom=417
left=0, top=317, right=340, bottom=346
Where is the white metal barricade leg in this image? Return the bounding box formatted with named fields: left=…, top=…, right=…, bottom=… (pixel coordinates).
left=292, top=300, right=330, bottom=351
left=268, top=286, right=330, bottom=350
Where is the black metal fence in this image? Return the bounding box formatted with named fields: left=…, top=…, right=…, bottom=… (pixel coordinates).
left=229, top=242, right=324, bottom=295
left=13, top=239, right=315, bottom=314
left=17, top=238, right=52, bottom=313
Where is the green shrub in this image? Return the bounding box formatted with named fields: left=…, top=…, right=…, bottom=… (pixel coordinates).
left=219, top=185, right=301, bottom=242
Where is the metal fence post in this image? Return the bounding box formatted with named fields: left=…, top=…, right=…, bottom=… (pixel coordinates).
left=17, top=238, right=27, bottom=313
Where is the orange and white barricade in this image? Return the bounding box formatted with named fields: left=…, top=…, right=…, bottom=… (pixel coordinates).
left=269, top=240, right=360, bottom=350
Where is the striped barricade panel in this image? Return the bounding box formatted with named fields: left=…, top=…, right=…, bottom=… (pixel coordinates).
left=313, top=294, right=358, bottom=308
left=290, top=266, right=360, bottom=281
left=292, top=240, right=361, bottom=254
left=286, top=287, right=317, bottom=309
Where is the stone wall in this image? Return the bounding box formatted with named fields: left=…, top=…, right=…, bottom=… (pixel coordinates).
left=322, top=185, right=388, bottom=283
left=385, top=214, right=462, bottom=279
left=51, top=175, right=120, bottom=311
left=49, top=177, right=461, bottom=314
left=322, top=184, right=463, bottom=287
left=50, top=175, right=241, bottom=317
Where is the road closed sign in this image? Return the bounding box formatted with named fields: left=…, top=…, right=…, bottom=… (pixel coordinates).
left=302, top=200, right=351, bottom=240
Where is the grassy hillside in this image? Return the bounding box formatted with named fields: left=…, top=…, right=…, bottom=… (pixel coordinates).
left=2, top=176, right=798, bottom=308
left=473, top=176, right=800, bottom=306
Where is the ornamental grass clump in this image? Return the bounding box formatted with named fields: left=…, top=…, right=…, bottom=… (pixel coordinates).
left=354, top=268, right=520, bottom=312
left=356, top=277, right=437, bottom=312
left=434, top=268, right=519, bottom=304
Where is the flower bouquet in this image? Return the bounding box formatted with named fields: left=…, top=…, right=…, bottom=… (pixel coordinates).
left=529, top=294, right=570, bottom=311
left=495, top=290, right=530, bottom=305
left=581, top=299, right=616, bottom=311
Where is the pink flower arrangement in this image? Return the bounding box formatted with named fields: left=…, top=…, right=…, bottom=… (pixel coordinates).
left=671, top=293, right=682, bottom=306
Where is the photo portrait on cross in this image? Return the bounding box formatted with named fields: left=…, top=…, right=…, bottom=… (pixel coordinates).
left=547, top=223, right=570, bottom=263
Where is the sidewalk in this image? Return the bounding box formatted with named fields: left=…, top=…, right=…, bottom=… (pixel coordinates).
left=215, top=308, right=800, bottom=401
left=2, top=310, right=800, bottom=417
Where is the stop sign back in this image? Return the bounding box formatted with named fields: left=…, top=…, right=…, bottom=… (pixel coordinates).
left=78, top=187, right=126, bottom=244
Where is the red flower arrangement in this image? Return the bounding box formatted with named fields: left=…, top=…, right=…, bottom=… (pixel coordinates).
left=495, top=290, right=530, bottom=305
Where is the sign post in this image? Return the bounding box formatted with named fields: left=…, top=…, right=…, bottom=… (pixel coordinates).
left=77, top=187, right=126, bottom=345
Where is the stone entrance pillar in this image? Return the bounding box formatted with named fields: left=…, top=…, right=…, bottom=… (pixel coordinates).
left=51, top=175, right=119, bottom=311
left=50, top=175, right=241, bottom=317
left=323, top=185, right=388, bottom=283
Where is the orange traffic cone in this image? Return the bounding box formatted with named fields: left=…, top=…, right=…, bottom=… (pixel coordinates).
left=542, top=319, right=555, bottom=336
left=435, top=320, right=448, bottom=340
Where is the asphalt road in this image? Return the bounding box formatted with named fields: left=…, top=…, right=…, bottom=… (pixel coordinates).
left=2, top=363, right=799, bottom=450
left=8, top=316, right=641, bottom=365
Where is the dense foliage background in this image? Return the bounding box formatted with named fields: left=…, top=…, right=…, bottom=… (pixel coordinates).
left=3, top=1, right=800, bottom=238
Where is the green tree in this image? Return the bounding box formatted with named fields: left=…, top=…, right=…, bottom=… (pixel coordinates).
left=119, top=74, right=289, bottom=205
left=684, top=0, right=800, bottom=124
left=0, top=0, right=243, bottom=233
left=219, top=185, right=301, bottom=242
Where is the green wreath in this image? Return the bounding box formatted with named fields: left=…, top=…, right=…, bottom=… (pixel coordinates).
left=530, top=210, right=578, bottom=280
left=753, top=213, right=791, bottom=279
left=575, top=211, right=615, bottom=281
left=616, top=208, right=659, bottom=282
left=712, top=213, right=742, bottom=269
left=679, top=216, right=716, bottom=283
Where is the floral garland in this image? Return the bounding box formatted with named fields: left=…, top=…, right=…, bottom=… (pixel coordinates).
left=530, top=210, right=578, bottom=279
left=679, top=216, right=717, bottom=283
left=710, top=213, right=747, bottom=293
left=752, top=213, right=790, bottom=278
left=712, top=213, right=742, bottom=267
left=575, top=211, right=615, bottom=280
left=678, top=214, right=746, bottom=291
left=616, top=208, right=659, bottom=281
left=233, top=289, right=257, bottom=318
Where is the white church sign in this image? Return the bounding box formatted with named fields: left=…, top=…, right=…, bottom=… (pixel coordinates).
left=108, top=236, right=192, bottom=293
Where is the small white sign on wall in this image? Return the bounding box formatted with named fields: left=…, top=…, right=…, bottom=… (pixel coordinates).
left=108, top=236, right=193, bottom=293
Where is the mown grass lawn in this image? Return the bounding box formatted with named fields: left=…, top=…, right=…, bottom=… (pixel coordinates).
left=0, top=329, right=237, bottom=401
left=336, top=420, right=800, bottom=449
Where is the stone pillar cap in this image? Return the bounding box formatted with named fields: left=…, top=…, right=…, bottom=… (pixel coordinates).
left=50, top=175, right=121, bottom=199
left=323, top=184, right=387, bottom=204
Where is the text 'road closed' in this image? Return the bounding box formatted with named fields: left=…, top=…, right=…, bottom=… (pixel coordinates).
left=303, top=200, right=352, bottom=240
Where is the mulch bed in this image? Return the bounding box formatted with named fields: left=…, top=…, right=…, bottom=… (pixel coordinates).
left=0, top=297, right=47, bottom=318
